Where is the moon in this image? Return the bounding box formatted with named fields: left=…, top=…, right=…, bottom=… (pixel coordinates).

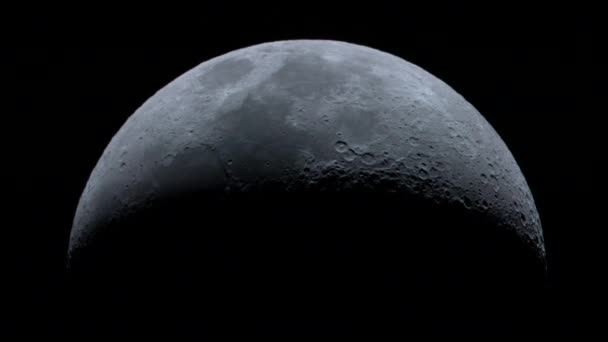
left=67, top=40, right=545, bottom=337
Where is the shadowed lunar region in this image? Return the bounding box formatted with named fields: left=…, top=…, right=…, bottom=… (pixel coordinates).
left=67, top=40, right=546, bottom=338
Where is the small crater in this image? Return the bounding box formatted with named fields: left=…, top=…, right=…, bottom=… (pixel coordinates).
left=334, top=141, right=348, bottom=153
left=353, top=146, right=366, bottom=154
left=488, top=162, right=496, bottom=173
left=343, top=149, right=357, bottom=162
left=417, top=167, right=429, bottom=180
left=481, top=199, right=489, bottom=210
left=462, top=196, right=472, bottom=209
left=378, top=157, right=396, bottom=169
left=361, top=153, right=376, bottom=165
left=408, top=136, right=420, bottom=146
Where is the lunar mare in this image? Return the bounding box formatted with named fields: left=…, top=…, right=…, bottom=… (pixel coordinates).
left=68, top=40, right=544, bottom=267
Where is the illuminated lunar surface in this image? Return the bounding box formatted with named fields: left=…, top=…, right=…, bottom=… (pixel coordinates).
left=69, top=40, right=544, bottom=260
left=66, top=40, right=546, bottom=337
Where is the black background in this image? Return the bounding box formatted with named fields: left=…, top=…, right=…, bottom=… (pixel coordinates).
left=5, top=5, right=603, bottom=338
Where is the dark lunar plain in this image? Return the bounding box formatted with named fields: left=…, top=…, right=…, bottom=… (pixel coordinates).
left=4, top=6, right=604, bottom=339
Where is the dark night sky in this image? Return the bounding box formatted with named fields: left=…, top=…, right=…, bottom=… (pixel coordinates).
left=4, top=5, right=604, bottom=338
